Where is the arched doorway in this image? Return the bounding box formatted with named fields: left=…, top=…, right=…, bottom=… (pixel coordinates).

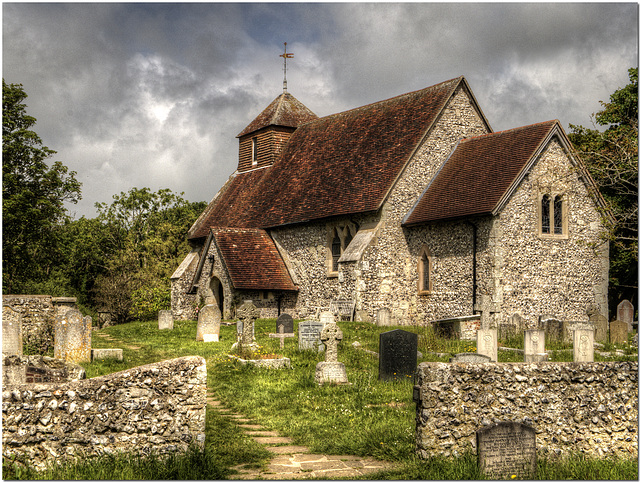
left=209, top=277, right=224, bottom=316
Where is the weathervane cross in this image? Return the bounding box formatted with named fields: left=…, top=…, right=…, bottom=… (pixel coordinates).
left=279, top=42, right=294, bottom=93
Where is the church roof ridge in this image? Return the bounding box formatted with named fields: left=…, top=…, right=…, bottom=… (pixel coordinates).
left=460, top=119, right=558, bottom=143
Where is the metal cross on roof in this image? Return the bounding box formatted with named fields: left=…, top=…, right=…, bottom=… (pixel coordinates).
left=279, top=42, right=294, bottom=93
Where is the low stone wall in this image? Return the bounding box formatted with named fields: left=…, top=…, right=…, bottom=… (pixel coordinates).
left=414, top=361, right=638, bottom=459
left=2, top=356, right=207, bottom=470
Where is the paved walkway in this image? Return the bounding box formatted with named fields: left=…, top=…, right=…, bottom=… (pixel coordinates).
left=207, top=389, right=396, bottom=480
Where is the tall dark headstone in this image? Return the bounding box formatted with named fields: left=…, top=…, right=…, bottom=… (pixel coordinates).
left=477, top=422, right=537, bottom=479
left=378, top=329, right=418, bottom=381
left=276, top=313, right=294, bottom=334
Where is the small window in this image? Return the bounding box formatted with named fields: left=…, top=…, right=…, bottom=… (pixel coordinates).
left=251, top=138, right=258, bottom=166
left=418, top=245, right=432, bottom=294
left=331, top=231, right=341, bottom=272
left=539, top=193, right=567, bottom=238
left=327, top=223, right=358, bottom=275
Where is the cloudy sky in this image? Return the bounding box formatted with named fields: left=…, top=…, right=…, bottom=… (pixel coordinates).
left=3, top=2, right=638, bottom=219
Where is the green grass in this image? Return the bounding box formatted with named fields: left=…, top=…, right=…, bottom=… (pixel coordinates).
left=5, top=318, right=637, bottom=480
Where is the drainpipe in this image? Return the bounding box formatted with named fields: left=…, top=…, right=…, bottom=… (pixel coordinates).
left=466, top=221, right=478, bottom=313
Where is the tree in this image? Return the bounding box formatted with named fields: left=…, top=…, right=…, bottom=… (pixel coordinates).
left=569, top=68, right=638, bottom=309
left=3, top=80, right=82, bottom=293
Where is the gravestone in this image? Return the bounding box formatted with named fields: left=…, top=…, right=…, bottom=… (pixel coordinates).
left=91, top=348, right=123, bottom=361
left=276, top=313, right=294, bottom=334
left=269, top=324, right=294, bottom=349
left=376, top=308, right=392, bottom=327
left=197, top=299, right=221, bottom=342
left=510, top=313, right=524, bottom=333
left=573, top=328, right=594, bottom=362
left=477, top=422, right=537, bottom=479
left=449, top=353, right=491, bottom=363
left=609, top=320, right=628, bottom=345
left=298, top=320, right=325, bottom=351
left=237, top=300, right=260, bottom=348
left=3, top=306, right=23, bottom=356
left=315, top=323, right=349, bottom=385
left=539, top=316, right=563, bottom=344
left=378, top=329, right=418, bottom=381
left=320, top=311, right=335, bottom=324
left=617, top=300, right=634, bottom=333
left=476, top=294, right=499, bottom=329
left=498, top=323, right=517, bottom=341
left=54, top=309, right=91, bottom=363
left=476, top=328, right=497, bottom=362
left=524, top=329, right=546, bottom=363
left=587, top=307, right=608, bottom=343
left=158, top=310, right=174, bottom=330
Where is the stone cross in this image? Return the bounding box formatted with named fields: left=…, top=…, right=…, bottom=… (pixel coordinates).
left=272, top=324, right=287, bottom=349
left=237, top=300, right=260, bottom=347
left=475, top=295, right=499, bottom=330
left=321, top=323, right=343, bottom=363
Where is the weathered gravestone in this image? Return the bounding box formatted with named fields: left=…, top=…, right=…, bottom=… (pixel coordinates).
left=158, top=310, right=174, bottom=330
left=609, top=320, right=628, bottom=345
left=237, top=300, right=260, bottom=349
left=91, top=348, right=124, bottom=361
left=476, top=294, right=499, bottom=329
left=476, top=328, right=497, bottom=362
left=196, top=299, right=221, bottom=342
left=320, top=311, right=335, bottom=324
left=378, top=329, right=418, bottom=381
left=315, top=323, right=349, bottom=385
left=587, top=306, right=609, bottom=343
left=376, top=308, right=392, bottom=327
left=498, top=323, right=516, bottom=341
left=298, top=320, right=325, bottom=351
left=449, top=353, right=491, bottom=363
left=524, top=329, right=546, bottom=363
left=573, top=328, right=594, bottom=362
left=477, top=422, right=537, bottom=479
left=3, top=306, right=23, bottom=356
left=276, top=313, right=294, bottom=334
left=617, top=299, right=634, bottom=333
left=538, top=316, right=564, bottom=344
left=54, top=309, right=91, bottom=363
left=269, top=324, right=293, bottom=349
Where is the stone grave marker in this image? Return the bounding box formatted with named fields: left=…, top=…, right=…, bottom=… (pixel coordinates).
left=2, top=306, right=23, bottom=356
left=476, top=328, right=497, bottom=362
left=276, top=313, right=294, bottom=334
left=510, top=313, right=524, bottom=333
left=315, top=323, right=349, bottom=385
left=376, top=307, right=392, bottom=327
left=588, top=308, right=608, bottom=343
left=617, top=300, right=634, bottom=333
left=524, top=329, right=546, bottom=363
left=449, top=353, right=491, bottom=363
left=475, top=294, right=499, bottom=329
left=378, top=329, right=418, bottom=381
left=197, top=299, right=221, bottom=342
left=269, top=324, right=294, bottom=349
left=477, top=421, right=537, bottom=479
left=298, top=320, right=325, bottom=351
left=54, top=308, right=91, bottom=363
left=320, top=311, right=335, bottom=324
left=158, top=310, right=174, bottom=330
left=237, top=300, right=260, bottom=348
left=609, top=320, right=628, bottom=345
left=573, top=328, right=594, bottom=362
left=539, top=316, right=563, bottom=344
left=498, top=323, right=516, bottom=341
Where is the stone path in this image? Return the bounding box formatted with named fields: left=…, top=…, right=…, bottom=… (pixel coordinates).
left=206, top=389, right=396, bottom=480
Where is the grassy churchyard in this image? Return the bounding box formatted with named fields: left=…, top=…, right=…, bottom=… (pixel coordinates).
left=5, top=318, right=637, bottom=480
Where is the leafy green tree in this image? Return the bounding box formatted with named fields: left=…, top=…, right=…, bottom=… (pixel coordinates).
left=569, top=68, right=638, bottom=309
left=3, top=80, right=81, bottom=293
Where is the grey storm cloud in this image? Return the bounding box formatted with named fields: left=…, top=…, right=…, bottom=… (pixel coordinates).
left=2, top=3, right=637, bottom=219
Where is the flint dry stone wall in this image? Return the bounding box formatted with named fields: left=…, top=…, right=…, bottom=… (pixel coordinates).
left=2, top=295, right=56, bottom=354
left=2, top=356, right=207, bottom=470
left=414, top=361, right=637, bottom=459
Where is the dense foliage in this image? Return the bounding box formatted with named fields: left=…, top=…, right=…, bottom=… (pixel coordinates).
left=569, top=68, right=638, bottom=310
left=2, top=80, right=205, bottom=322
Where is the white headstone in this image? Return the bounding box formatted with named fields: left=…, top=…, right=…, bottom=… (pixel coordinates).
left=376, top=308, right=392, bottom=327
left=476, top=328, right=497, bottom=362
left=315, top=323, right=349, bottom=385
left=320, top=311, right=335, bottom=324
left=524, top=329, right=546, bottom=363
left=158, top=310, right=174, bottom=330
left=197, top=303, right=221, bottom=342
left=573, top=328, right=594, bottom=362
left=2, top=306, right=23, bottom=356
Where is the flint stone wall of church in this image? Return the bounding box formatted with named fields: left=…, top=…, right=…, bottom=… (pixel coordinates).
left=2, top=356, right=207, bottom=471
left=170, top=251, right=199, bottom=321
left=414, top=361, right=638, bottom=459
left=2, top=295, right=56, bottom=354
left=495, top=139, right=609, bottom=325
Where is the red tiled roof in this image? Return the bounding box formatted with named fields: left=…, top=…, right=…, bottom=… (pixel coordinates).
left=212, top=227, right=297, bottom=291
left=189, top=77, right=465, bottom=239
left=237, top=92, right=318, bottom=138
left=403, top=120, right=558, bottom=225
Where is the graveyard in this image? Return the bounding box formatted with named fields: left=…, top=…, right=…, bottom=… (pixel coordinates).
left=3, top=307, right=638, bottom=480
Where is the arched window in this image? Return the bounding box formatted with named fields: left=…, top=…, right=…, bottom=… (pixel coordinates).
left=541, top=195, right=551, bottom=234
left=539, top=192, right=567, bottom=238
left=418, top=245, right=432, bottom=294
left=331, top=229, right=341, bottom=272
left=327, top=223, right=358, bottom=275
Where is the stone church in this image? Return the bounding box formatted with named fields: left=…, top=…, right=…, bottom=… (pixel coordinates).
left=171, top=76, right=610, bottom=328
